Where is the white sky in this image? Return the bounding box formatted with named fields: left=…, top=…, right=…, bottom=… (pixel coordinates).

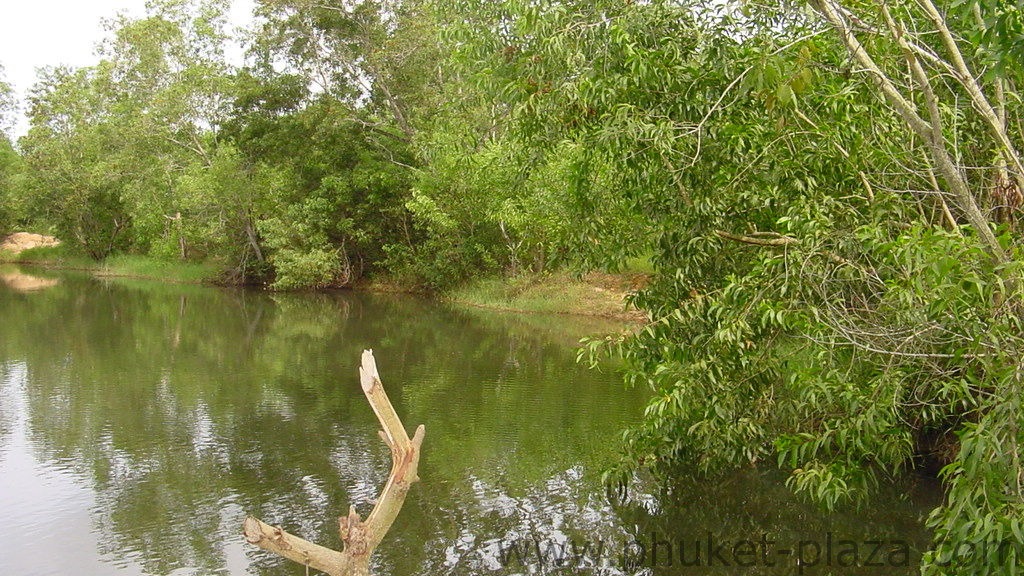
left=0, top=0, right=255, bottom=136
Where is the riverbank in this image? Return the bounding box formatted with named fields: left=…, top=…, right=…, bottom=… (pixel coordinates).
left=2, top=245, right=647, bottom=322
left=1, top=246, right=219, bottom=284
left=443, top=272, right=647, bottom=322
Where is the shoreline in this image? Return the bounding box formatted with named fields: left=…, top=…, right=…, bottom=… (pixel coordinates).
left=2, top=255, right=647, bottom=323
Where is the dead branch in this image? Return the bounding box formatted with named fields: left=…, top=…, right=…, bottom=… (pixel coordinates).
left=244, top=350, right=425, bottom=576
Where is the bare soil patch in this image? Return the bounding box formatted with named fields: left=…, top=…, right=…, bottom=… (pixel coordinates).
left=1, top=232, right=61, bottom=254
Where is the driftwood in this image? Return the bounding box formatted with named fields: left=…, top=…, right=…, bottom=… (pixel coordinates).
left=243, top=350, right=425, bottom=576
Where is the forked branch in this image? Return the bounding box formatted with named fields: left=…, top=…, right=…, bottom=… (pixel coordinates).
left=243, top=350, right=425, bottom=576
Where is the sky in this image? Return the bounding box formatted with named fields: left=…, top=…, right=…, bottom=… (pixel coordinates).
left=0, top=0, right=255, bottom=136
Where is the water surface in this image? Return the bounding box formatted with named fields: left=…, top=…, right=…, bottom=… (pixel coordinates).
left=0, top=267, right=939, bottom=575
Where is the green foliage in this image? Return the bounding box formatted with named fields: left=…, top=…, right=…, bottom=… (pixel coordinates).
left=230, top=92, right=416, bottom=285
left=955, top=0, right=1024, bottom=75
left=18, top=0, right=236, bottom=261
left=450, top=0, right=1024, bottom=574
left=0, top=137, right=21, bottom=235
left=19, top=66, right=135, bottom=260
left=15, top=0, right=427, bottom=289
left=172, top=144, right=281, bottom=278
left=228, top=0, right=439, bottom=287
left=0, top=63, right=15, bottom=138
left=267, top=247, right=340, bottom=290
left=389, top=49, right=652, bottom=288
left=0, top=65, right=18, bottom=234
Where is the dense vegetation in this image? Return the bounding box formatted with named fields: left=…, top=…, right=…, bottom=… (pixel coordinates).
left=2, top=0, right=1024, bottom=573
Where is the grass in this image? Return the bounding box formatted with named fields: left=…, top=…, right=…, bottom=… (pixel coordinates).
left=622, top=251, right=656, bottom=274
left=447, top=272, right=646, bottom=322
left=2, top=245, right=219, bottom=284
left=2, top=244, right=96, bottom=267
left=97, top=255, right=219, bottom=284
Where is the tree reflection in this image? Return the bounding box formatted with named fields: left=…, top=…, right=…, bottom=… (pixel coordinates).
left=0, top=272, right=649, bottom=575
left=0, top=272, right=939, bottom=575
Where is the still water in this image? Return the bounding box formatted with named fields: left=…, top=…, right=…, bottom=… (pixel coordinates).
left=0, top=266, right=940, bottom=575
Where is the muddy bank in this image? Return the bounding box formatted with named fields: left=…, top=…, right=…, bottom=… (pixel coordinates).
left=0, top=232, right=61, bottom=254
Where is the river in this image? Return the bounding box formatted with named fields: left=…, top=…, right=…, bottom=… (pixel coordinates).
left=0, top=266, right=940, bottom=575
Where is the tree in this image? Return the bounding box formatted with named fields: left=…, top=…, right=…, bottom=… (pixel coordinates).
left=19, top=0, right=244, bottom=263
left=0, top=63, right=15, bottom=138
left=446, top=0, right=1024, bottom=573
left=173, top=145, right=282, bottom=280
left=20, top=66, right=134, bottom=258
left=251, top=0, right=442, bottom=140
left=228, top=0, right=448, bottom=287
left=0, top=137, right=19, bottom=236
left=92, top=0, right=240, bottom=259
left=806, top=2, right=1024, bottom=572
left=223, top=78, right=416, bottom=287
left=0, top=63, right=19, bottom=234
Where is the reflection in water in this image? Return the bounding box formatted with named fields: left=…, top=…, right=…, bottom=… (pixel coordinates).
left=0, top=266, right=60, bottom=292
left=0, top=363, right=148, bottom=576
left=0, top=270, right=939, bottom=575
